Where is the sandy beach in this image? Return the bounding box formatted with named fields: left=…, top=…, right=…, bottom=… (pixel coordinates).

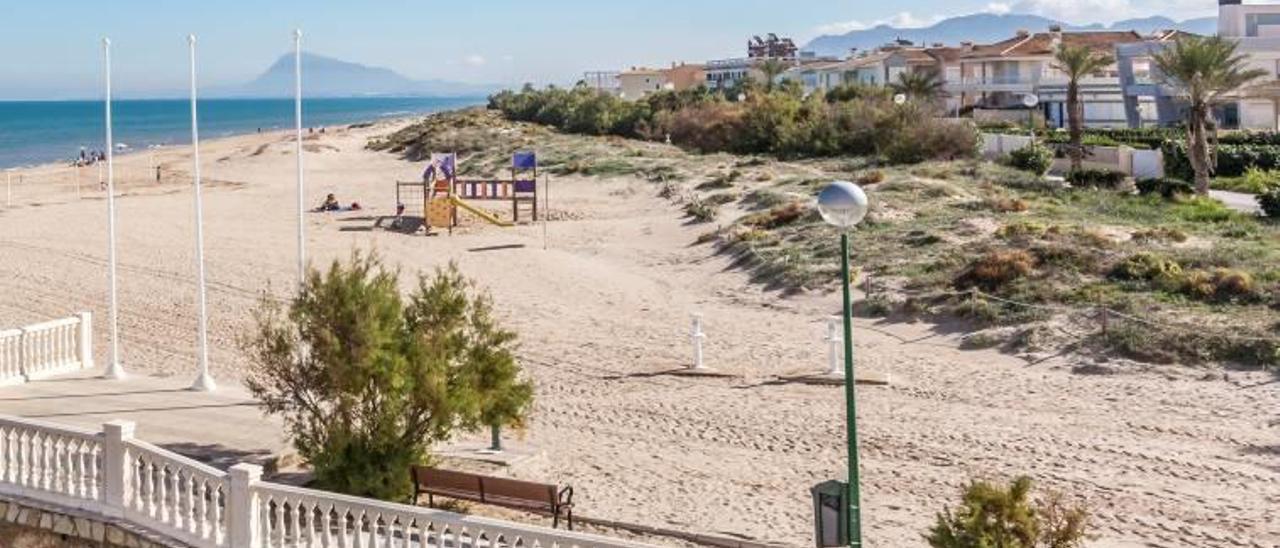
left=0, top=115, right=1277, bottom=547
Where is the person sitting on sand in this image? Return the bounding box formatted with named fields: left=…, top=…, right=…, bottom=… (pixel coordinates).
left=318, top=193, right=341, bottom=212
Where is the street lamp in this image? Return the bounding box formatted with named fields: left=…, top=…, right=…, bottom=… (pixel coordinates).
left=817, top=181, right=869, bottom=548
left=1023, top=93, right=1040, bottom=146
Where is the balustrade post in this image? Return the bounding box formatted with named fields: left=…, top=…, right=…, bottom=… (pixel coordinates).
left=78, top=312, right=94, bottom=370
left=17, top=327, right=29, bottom=381
left=102, top=420, right=135, bottom=518
left=228, top=463, right=263, bottom=548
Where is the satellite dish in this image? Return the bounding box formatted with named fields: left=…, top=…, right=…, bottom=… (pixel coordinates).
left=893, top=94, right=908, bottom=105
left=1022, top=94, right=1040, bottom=108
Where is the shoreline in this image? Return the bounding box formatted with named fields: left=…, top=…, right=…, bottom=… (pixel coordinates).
left=0, top=97, right=484, bottom=171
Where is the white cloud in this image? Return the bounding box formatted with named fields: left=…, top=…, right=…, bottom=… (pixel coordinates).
left=815, top=20, right=869, bottom=35
left=985, top=3, right=1012, bottom=15
left=464, top=54, right=486, bottom=67
left=814, top=11, right=943, bottom=35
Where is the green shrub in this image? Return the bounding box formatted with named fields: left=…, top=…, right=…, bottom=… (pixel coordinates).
left=1112, top=252, right=1182, bottom=285
left=1006, top=145, right=1054, bottom=175
left=926, top=476, right=1090, bottom=548
left=244, top=253, right=533, bottom=502
left=1066, top=169, right=1127, bottom=189
left=1136, top=178, right=1194, bottom=199
left=1259, top=186, right=1280, bottom=218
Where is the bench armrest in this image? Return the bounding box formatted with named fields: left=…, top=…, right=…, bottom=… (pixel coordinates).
left=557, top=485, right=574, bottom=507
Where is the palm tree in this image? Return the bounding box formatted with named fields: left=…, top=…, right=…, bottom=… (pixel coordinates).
left=1053, top=44, right=1115, bottom=172
left=1153, top=35, right=1267, bottom=194
left=890, top=68, right=947, bottom=103
left=759, top=58, right=790, bottom=92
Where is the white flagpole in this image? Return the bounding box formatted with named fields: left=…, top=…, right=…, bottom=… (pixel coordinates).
left=294, top=29, right=305, bottom=286
left=188, top=35, right=215, bottom=392
left=102, top=38, right=125, bottom=380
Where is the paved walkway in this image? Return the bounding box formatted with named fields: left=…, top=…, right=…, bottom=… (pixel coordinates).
left=1210, top=189, right=1262, bottom=215
left=0, top=368, right=289, bottom=470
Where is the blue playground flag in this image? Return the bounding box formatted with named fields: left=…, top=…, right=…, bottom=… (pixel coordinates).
left=513, top=152, right=537, bottom=170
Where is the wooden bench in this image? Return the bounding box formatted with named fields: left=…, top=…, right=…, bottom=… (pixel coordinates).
left=410, top=466, right=575, bottom=530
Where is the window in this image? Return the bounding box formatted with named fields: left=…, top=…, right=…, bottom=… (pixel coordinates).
left=1246, top=13, right=1280, bottom=37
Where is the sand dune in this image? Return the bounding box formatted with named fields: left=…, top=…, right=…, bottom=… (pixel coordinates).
left=0, top=118, right=1276, bottom=547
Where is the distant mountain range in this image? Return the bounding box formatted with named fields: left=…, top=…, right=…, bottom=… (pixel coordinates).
left=213, top=53, right=497, bottom=98
left=804, top=13, right=1218, bottom=57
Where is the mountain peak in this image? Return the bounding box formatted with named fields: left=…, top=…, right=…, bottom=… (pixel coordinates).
left=224, top=53, right=496, bottom=99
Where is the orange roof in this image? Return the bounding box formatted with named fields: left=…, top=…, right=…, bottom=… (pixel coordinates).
left=926, top=47, right=963, bottom=63
left=961, top=31, right=1144, bottom=59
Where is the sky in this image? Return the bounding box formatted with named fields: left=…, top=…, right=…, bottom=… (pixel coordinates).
left=0, top=0, right=1221, bottom=100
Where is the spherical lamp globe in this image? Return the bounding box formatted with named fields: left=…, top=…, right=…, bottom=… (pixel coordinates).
left=817, top=181, right=869, bottom=229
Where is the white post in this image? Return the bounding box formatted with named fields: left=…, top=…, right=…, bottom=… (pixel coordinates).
left=825, top=316, right=844, bottom=377
left=690, top=313, right=706, bottom=370
left=187, top=35, right=216, bottom=393
left=227, top=463, right=263, bottom=548
left=294, top=29, right=306, bottom=286
left=101, top=420, right=135, bottom=518
left=77, top=312, right=94, bottom=370
left=102, top=38, right=125, bottom=381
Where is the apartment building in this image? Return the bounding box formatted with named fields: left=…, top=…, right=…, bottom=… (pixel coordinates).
left=617, top=63, right=707, bottom=101
left=952, top=28, right=1148, bottom=128
left=1120, top=0, right=1280, bottom=129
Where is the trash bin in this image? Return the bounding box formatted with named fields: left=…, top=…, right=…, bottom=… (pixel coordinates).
left=811, top=480, right=847, bottom=547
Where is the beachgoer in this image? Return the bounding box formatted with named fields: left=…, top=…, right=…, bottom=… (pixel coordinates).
left=318, top=193, right=340, bottom=212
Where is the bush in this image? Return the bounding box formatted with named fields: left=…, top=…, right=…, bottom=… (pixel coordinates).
left=1136, top=178, right=1194, bottom=199
left=244, top=253, right=533, bottom=501
left=956, top=250, right=1037, bottom=291
left=684, top=197, right=719, bottom=223
left=857, top=170, right=886, bottom=186
left=926, top=476, right=1090, bottom=548
left=1066, top=169, right=1127, bottom=189
left=1260, top=186, right=1280, bottom=218
left=1112, top=252, right=1183, bottom=285
left=742, top=202, right=809, bottom=229
left=1007, top=145, right=1054, bottom=176
left=491, top=85, right=977, bottom=163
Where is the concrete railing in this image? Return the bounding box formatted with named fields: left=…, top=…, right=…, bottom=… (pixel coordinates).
left=0, top=313, right=93, bottom=386
left=0, top=417, right=652, bottom=548
left=981, top=133, right=1166, bottom=179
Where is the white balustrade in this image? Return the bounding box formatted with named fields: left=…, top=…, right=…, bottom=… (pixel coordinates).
left=0, top=416, right=654, bottom=548
left=0, top=312, right=94, bottom=385
left=0, top=416, right=103, bottom=513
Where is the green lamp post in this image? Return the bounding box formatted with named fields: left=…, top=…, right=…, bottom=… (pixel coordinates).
left=817, top=181, right=870, bottom=547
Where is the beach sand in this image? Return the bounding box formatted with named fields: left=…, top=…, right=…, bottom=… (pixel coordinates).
left=0, top=117, right=1276, bottom=547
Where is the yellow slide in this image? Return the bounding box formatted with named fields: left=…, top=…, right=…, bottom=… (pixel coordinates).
left=450, top=196, right=513, bottom=227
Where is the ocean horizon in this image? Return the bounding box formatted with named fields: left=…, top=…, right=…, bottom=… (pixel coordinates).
left=0, top=96, right=485, bottom=170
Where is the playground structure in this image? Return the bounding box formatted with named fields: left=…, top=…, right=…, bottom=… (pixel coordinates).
left=396, top=152, right=539, bottom=234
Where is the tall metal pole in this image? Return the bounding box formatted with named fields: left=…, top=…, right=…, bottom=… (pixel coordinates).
left=102, top=38, right=126, bottom=380
left=188, top=35, right=215, bottom=393
left=294, top=29, right=306, bottom=286
left=840, top=232, right=862, bottom=547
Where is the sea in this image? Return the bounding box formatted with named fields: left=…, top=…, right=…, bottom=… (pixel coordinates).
left=0, top=96, right=485, bottom=170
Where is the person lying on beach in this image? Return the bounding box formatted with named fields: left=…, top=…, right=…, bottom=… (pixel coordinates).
left=318, top=194, right=341, bottom=212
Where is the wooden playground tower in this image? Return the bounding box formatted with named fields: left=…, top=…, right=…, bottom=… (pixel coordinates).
left=396, top=152, right=539, bottom=233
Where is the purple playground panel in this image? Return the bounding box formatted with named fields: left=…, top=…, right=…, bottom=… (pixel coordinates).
left=513, top=180, right=537, bottom=193
left=513, top=152, right=537, bottom=170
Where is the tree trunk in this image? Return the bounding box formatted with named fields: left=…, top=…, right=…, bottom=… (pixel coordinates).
left=1189, top=102, right=1212, bottom=195
left=1067, top=80, right=1084, bottom=172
